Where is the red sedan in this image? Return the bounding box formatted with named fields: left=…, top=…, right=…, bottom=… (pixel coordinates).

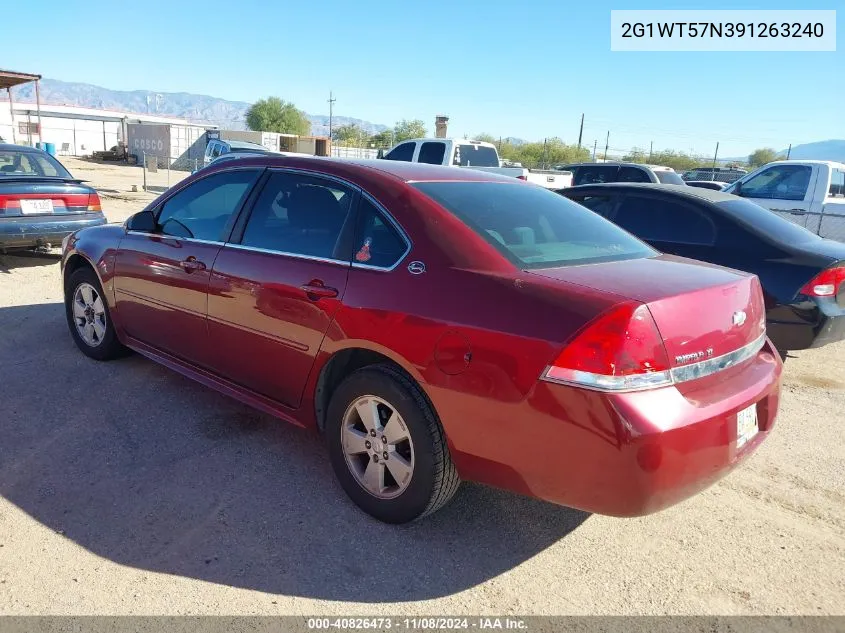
left=61, top=156, right=782, bottom=523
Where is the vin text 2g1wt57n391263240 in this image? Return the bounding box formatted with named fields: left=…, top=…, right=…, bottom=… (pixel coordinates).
left=61, top=156, right=782, bottom=524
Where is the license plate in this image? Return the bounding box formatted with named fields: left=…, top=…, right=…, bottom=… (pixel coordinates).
left=20, top=199, right=54, bottom=214
left=736, top=404, right=759, bottom=449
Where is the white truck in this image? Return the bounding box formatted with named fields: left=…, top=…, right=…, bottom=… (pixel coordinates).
left=379, top=138, right=573, bottom=189
left=723, top=160, right=845, bottom=242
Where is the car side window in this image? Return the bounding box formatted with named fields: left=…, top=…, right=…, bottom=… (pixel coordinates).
left=351, top=198, right=408, bottom=268
left=240, top=172, right=354, bottom=260
left=739, top=165, right=812, bottom=201
left=569, top=194, right=617, bottom=219
left=574, top=166, right=618, bottom=185
left=829, top=169, right=845, bottom=198
left=613, top=195, right=716, bottom=246
left=156, top=169, right=259, bottom=241
left=417, top=142, right=446, bottom=165
left=383, top=142, right=416, bottom=162
left=617, top=166, right=651, bottom=183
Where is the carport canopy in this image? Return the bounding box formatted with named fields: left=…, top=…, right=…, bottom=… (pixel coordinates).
left=1, top=69, right=43, bottom=144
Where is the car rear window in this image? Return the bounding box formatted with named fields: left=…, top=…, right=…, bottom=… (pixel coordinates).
left=413, top=181, right=656, bottom=268
left=719, top=199, right=820, bottom=243
left=453, top=144, right=499, bottom=167
left=654, top=170, right=685, bottom=185
left=0, top=149, right=70, bottom=178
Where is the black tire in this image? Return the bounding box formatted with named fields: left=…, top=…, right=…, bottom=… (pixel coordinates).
left=326, top=363, right=460, bottom=524
left=64, top=266, right=128, bottom=361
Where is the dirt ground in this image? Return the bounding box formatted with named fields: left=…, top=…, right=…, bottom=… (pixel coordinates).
left=0, top=158, right=843, bottom=615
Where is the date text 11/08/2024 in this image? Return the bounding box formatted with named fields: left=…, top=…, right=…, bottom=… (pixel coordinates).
left=307, top=618, right=528, bottom=630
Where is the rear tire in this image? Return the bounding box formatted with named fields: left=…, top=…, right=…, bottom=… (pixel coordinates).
left=65, top=266, right=128, bottom=361
left=326, top=364, right=460, bottom=523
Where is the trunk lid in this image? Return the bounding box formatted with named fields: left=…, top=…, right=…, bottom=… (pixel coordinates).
left=0, top=179, right=98, bottom=217
left=529, top=254, right=766, bottom=367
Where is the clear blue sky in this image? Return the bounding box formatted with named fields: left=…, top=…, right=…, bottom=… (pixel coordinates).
left=4, top=0, right=843, bottom=157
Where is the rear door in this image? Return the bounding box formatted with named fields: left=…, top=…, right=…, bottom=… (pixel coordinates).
left=113, top=168, right=261, bottom=367
left=206, top=170, right=358, bottom=408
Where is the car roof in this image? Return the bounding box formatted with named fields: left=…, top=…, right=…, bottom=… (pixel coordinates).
left=558, top=162, right=674, bottom=171
left=214, top=155, right=519, bottom=183
left=565, top=182, right=738, bottom=203
left=0, top=143, right=46, bottom=153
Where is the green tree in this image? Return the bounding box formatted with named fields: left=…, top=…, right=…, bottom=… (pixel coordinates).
left=622, top=147, right=648, bottom=163
left=333, top=124, right=370, bottom=147
left=370, top=130, right=394, bottom=148
left=245, top=97, right=310, bottom=135
left=748, top=148, right=780, bottom=168
left=500, top=138, right=589, bottom=169
left=393, top=119, right=427, bottom=143
left=474, top=133, right=498, bottom=144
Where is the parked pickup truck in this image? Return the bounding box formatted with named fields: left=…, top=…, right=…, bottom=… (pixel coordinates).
left=723, top=160, right=845, bottom=242
left=379, top=138, right=573, bottom=189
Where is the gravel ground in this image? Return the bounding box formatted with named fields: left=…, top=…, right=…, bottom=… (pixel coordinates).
left=0, top=159, right=843, bottom=615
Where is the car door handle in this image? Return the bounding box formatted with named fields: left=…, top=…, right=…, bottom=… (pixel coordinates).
left=179, top=257, right=206, bottom=272
left=300, top=282, right=339, bottom=299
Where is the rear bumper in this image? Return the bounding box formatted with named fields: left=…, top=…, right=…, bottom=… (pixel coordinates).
left=443, top=339, right=782, bottom=517
left=767, top=299, right=845, bottom=352
left=0, top=213, right=107, bottom=249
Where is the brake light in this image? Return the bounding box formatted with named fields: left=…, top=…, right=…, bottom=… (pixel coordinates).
left=800, top=266, right=845, bottom=297
left=516, top=175, right=527, bottom=181
left=542, top=302, right=673, bottom=392
left=86, top=192, right=102, bottom=212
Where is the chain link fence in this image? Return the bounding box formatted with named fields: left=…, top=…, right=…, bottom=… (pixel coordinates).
left=141, top=152, right=198, bottom=193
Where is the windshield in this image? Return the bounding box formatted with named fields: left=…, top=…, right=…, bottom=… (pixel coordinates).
left=453, top=144, right=500, bottom=168
left=719, top=199, right=821, bottom=244
left=413, top=181, right=656, bottom=268
left=655, top=171, right=685, bottom=185
left=0, top=149, right=71, bottom=178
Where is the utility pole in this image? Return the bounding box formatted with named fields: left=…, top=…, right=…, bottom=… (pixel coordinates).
left=592, top=139, right=597, bottom=161
left=786, top=143, right=792, bottom=159
left=712, top=142, right=719, bottom=169
left=603, top=131, right=610, bottom=161
left=649, top=141, right=653, bottom=161
left=327, top=91, right=336, bottom=139
left=577, top=113, right=584, bottom=148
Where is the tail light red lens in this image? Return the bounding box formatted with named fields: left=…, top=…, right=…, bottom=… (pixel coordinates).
left=800, top=266, right=845, bottom=298
left=542, top=302, right=673, bottom=392
left=516, top=175, right=528, bottom=181
left=87, top=192, right=103, bottom=212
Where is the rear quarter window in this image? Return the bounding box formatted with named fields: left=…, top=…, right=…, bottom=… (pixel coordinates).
left=413, top=181, right=655, bottom=268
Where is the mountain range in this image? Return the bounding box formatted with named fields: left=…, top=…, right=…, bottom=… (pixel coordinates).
left=8, top=78, right=389, bottom=137
left=774, top=140, right=845, bottom=162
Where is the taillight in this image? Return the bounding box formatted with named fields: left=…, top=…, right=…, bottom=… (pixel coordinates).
left=516, top=174, right=528, bottom=181
left=87, top=192, right=103, bottom=212
left=542, top=302, right=673, bottom=392
left=800, top=266, right=845, bottom=297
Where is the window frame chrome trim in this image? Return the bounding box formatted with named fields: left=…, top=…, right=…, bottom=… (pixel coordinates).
left=221, top=242, right=350, bottom=268
left=125, top=230, right=224, bottom=246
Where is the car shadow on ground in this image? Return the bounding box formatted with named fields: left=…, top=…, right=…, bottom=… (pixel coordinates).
left=0, top=251, right=61, bottom=273
left=0, top=302, right=589, bottom=602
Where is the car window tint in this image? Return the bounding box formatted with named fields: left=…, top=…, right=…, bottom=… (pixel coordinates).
left=570, top=194, right=617, bottom=219
left=241, top=172, right=354, bottom=260
left=739, top=165, right=812, bottom=201
left=157, top=169, right=258, bottom=241
left=829, top=169, right=845, bottom=197
left=573, top=166, right=618, bottom=185
left=352, top=198, right=408, bottom=268
left=617, top=166, right=651, bottom=183
left=417, top=142, right=446, bottom=165
left=414, top=181, right=655, bottom=268
left=613, top=195, right=716, bottom=246
left=383, top=142, right=415, bottom=161
left=454, top=144, right=500, bottom=167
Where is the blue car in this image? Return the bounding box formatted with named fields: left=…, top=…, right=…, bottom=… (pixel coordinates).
left=0, top=144, right=106, bottom=251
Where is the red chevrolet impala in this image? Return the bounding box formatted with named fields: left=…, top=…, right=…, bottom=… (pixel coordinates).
left=61, top=156, right=782, bottom=523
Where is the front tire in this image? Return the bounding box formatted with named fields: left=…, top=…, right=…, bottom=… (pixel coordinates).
left=65, top=266, right=127, bottom=361
left=326, top=364, right=460, bottom=523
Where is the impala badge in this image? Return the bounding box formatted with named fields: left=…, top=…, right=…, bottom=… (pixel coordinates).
left=732, top=310, right=747, bottom=327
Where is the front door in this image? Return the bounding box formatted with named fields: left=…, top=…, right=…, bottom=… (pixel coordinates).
left=734, top=163, right=816, bottom=230
left=206, top=170, right=358, bottom=408
left=113, top=168, right=261, bottom=367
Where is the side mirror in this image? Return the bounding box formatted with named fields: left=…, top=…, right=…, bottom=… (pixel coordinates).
left=127, top=210, right=156, bottom=232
